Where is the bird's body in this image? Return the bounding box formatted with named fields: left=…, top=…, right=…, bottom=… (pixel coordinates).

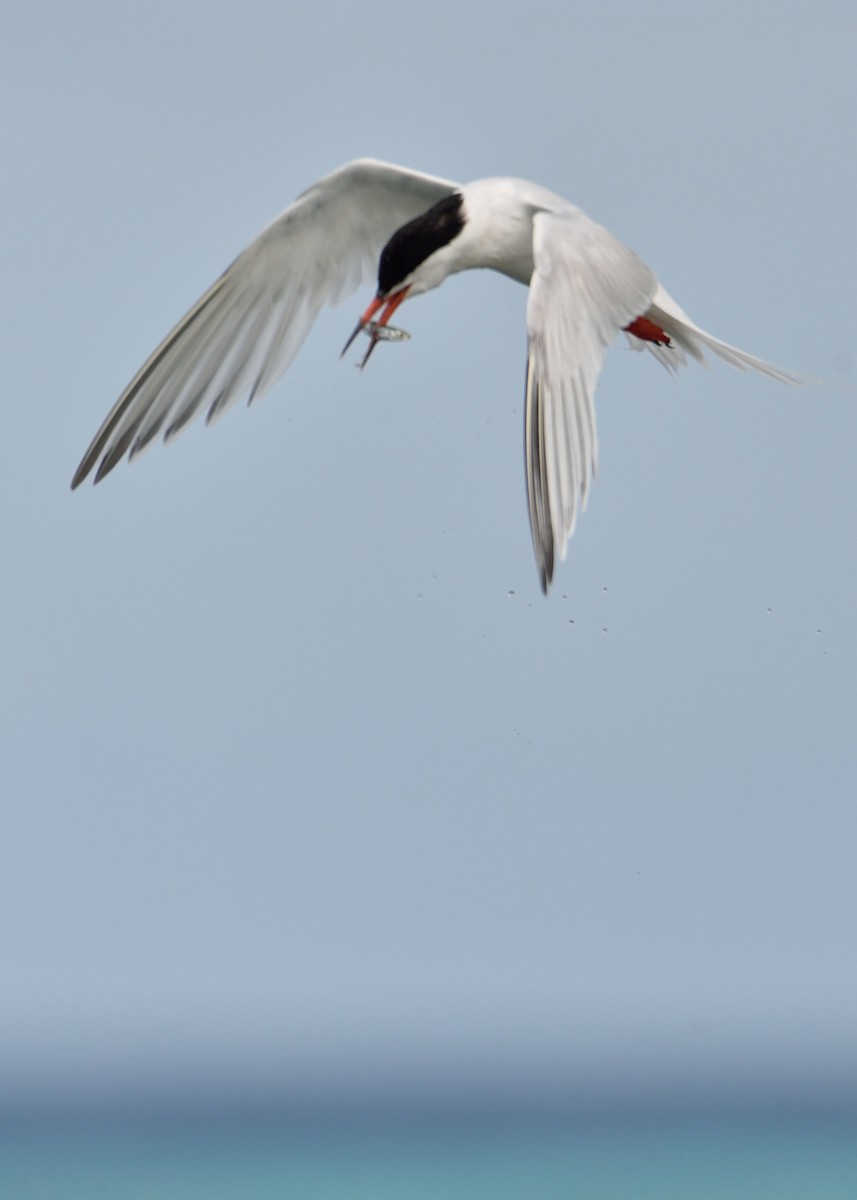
left=73, top=158, right=802, bottom=591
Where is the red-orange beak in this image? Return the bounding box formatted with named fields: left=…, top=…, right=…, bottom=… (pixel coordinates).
left=341, top=287, right=411, bottom=369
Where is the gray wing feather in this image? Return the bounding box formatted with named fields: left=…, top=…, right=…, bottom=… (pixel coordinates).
left=525, top=209, right=657, bottom=592
left=72, top=159, right=458, bottom=487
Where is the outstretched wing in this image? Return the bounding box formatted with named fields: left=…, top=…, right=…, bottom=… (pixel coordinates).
left=72, top=159, right=458, bottom=487
left=525, top=208, right=657, bottom=592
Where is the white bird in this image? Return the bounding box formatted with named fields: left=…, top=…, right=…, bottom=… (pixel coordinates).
left=72, top=157, right=803, bottom=592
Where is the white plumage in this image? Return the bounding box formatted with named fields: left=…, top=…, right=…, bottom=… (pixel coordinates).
left=73, top=158, right=802, bottom=591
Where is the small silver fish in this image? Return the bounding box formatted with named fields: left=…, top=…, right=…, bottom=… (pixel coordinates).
left=362, top=321, right=411, bottom=342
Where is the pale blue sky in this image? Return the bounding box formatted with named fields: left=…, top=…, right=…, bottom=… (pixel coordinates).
left=2, top=1, right=856, bottom=1113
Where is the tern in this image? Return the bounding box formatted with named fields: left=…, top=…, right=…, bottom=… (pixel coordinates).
left=72, top=158, right=803, bottom=592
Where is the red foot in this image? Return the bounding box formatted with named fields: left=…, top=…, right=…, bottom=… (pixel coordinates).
left=624, top=316, right=671, bottom=346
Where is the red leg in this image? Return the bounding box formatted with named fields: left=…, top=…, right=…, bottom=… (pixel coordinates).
left=624, top=315, right=671, bottom=346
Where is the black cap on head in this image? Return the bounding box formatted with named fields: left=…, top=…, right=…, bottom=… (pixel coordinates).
left=378, top=192, right=465, bottom=296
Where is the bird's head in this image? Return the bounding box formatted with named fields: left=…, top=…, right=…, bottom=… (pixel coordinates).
left=342, top=191, right=465, bottom=368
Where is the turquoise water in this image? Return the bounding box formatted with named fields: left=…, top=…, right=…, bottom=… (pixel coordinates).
left=2, top=1113, right=856, bottom=1199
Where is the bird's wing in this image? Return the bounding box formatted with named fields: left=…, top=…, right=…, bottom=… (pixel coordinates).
left=525, top=209, right=657, bottom=592
left=72, top=159, right=458, bottom=487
